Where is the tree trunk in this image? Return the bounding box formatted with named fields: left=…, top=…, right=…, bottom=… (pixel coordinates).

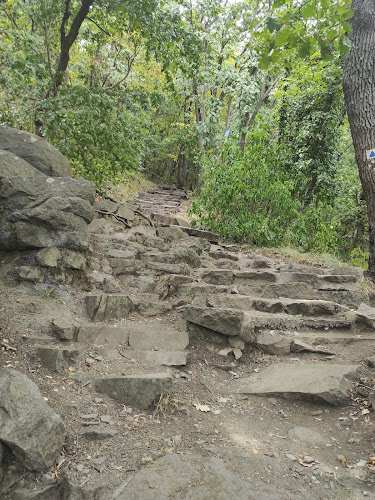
left=343, top=0, right=375, bottom=274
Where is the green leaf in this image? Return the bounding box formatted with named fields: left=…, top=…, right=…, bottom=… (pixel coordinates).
left=326, top=29, right=338, bottom=41
left=266, top=17, right=281, bottom=33
left=342, top=21, right=353, bottom=34
left=298, top=41, right=311, bottom=58
left=301, top=2, right=316, bottom=20
left=259, top=53, right=271, bottom=70
left=274, top=28, right=290, bottom=47
left=342, top=9, right=354, bottom=20
left=273, top=0, right=286, bottom=8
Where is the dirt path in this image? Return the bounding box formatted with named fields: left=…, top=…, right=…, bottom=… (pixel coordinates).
left=1, top=187, right=375, bottom=499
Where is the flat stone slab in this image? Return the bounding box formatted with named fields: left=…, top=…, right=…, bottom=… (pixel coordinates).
left=122, top=350, right=188, bottom=366
left=240, top=312, right=353, bottom=343
left=234, top=363, right=359, bottom=406
left=128, top=325, right=189, bottom=351
left=95, top=373, right=173, bottom=409
left=111, top=453, right=286, bottom=500
left=183, top=306, right=242, bottom=336
left=177, top=226, right=220, bottom=243
left=77, top=325, right=130, bottom=345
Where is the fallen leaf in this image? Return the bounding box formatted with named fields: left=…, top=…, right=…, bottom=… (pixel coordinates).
left=193, top=403, right=211, bottom=412
left=337, top=455, right=348, bottom=467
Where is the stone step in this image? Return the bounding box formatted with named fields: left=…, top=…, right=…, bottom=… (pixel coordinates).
left=292, top=329, right=375, bottom=345
left=192, top=294, right=348, bottom=317
left=183, top=306, right=353, bottom=341
left=261, top=283, right=368, bottom=309
left=176, top=283, right=231, bottom=302
left=232, top=363, right=359, bottom=406
left=198, top=269, right=278, bottom=286
left=95, top=373, right=173, bottom=409
left=280, top=271, right=360, bottom=286
left=77, top=324, right=130, bottom=344
left=121, top=350, right=188, bottom=366
left=240, top=310, right=353, bottom=342
left=176, top=226, right=220, bottom=243
left=85, top=293, right=172, bottom=321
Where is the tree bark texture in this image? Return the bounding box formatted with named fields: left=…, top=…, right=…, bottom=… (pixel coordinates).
left=343, top=0, right=375, bottom=274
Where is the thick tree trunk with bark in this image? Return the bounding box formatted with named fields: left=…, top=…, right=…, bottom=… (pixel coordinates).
left=343, top=0, right=375, bottom=274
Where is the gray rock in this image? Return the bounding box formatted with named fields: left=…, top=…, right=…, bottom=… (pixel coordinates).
left=95, top=373, right=173, bottom=409
left=229, top=337, right=246, bottom=350
left=234, top=363, right=359, bottom=406
left=17, top=266, right=45, bottom=283
left=85, top=294, right=133, bottom=321
left=36, top=248, right=62, bottom=268
left=80, top=429, right=118, bottom=441
left=88, top=218, right=114, bottom=234
left=134, top=297, right=172, bottom=317
left=122, top=350, right=188, bottom=366
left=255, top=332, right=292, bottom=355
left=38, top=347, right=79, bottom=372
left=51, top=317, right=79, bottom=340
left=10, top=485, right=60, bottom=500
left=356, top=303, right=375, bottom=329
left=288, top=426, right=328, bottom=446
left=303, top=456, right=315, bottom=464
left=0, top=442, right=3, bottom=465
left=156, top=226, right=188, bottom=242
left=120, top=275, right=156, bottom=292
left=0, top=176, right=95, bottom=252
left=77, top=324, right=129, bottom=345
left=95, top=199, right=119, bottom=213
left=183, top=306, right=242, bottom=336
left=128, top=325, right=189, bottom=351
left=0, top=125, right=71, bottom=177
left=177, top=226, right=220, bottom=243
left=367, top=355, right=375, bottom=368
left=117, top=205, right=135, bottom=221
left=0, top=149, right=45, bottom=177
left=111, top=453, right=284, bottom=500
left=200, top=270, right=234, bottom=285
left=0, top=368, right=65, bottom=471
left=62, top=249, right=86, bottom=270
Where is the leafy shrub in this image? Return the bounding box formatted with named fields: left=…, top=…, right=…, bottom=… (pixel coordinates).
left=192, top=135, right=298, bottom=246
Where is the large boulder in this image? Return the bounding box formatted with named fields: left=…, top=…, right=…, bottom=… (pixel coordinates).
left=0, top=176, right=95, bottom=251
left=0, top=369, right=65, bottom=471
left=0, top=126, right=71, bottom=177
left=0, top=149, right=44, bottom=177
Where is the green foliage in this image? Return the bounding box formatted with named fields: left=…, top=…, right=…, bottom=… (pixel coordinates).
left=192, top=133, right=298, bottom=246
left=350, top=248, right=369, bottom=270
left=39, top=87, right=147, bottom=187
left=278, top=60, right=345, bottom=205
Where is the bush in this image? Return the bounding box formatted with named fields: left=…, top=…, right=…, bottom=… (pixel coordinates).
left=192, top=135, right=298, bottom=246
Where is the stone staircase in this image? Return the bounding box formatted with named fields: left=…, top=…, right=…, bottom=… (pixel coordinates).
left=28, top=186, right=375, bottom=408
left=5, top=185, right=375, bottom=499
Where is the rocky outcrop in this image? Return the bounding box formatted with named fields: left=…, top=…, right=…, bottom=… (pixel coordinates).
left=0, top=369, right=65, bottom=471
left=0, top=126, right=95, bottom=284
left=0, top=176, right=95, bottom=252
left=0, top=125, right=71, bottom=177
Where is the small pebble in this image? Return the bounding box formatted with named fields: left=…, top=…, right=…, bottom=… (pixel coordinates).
left=303, top=456, right=315, bottom=464
left=93, top=398, right=104, bottom=404
left=286, top=454, right=297, bottom=462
